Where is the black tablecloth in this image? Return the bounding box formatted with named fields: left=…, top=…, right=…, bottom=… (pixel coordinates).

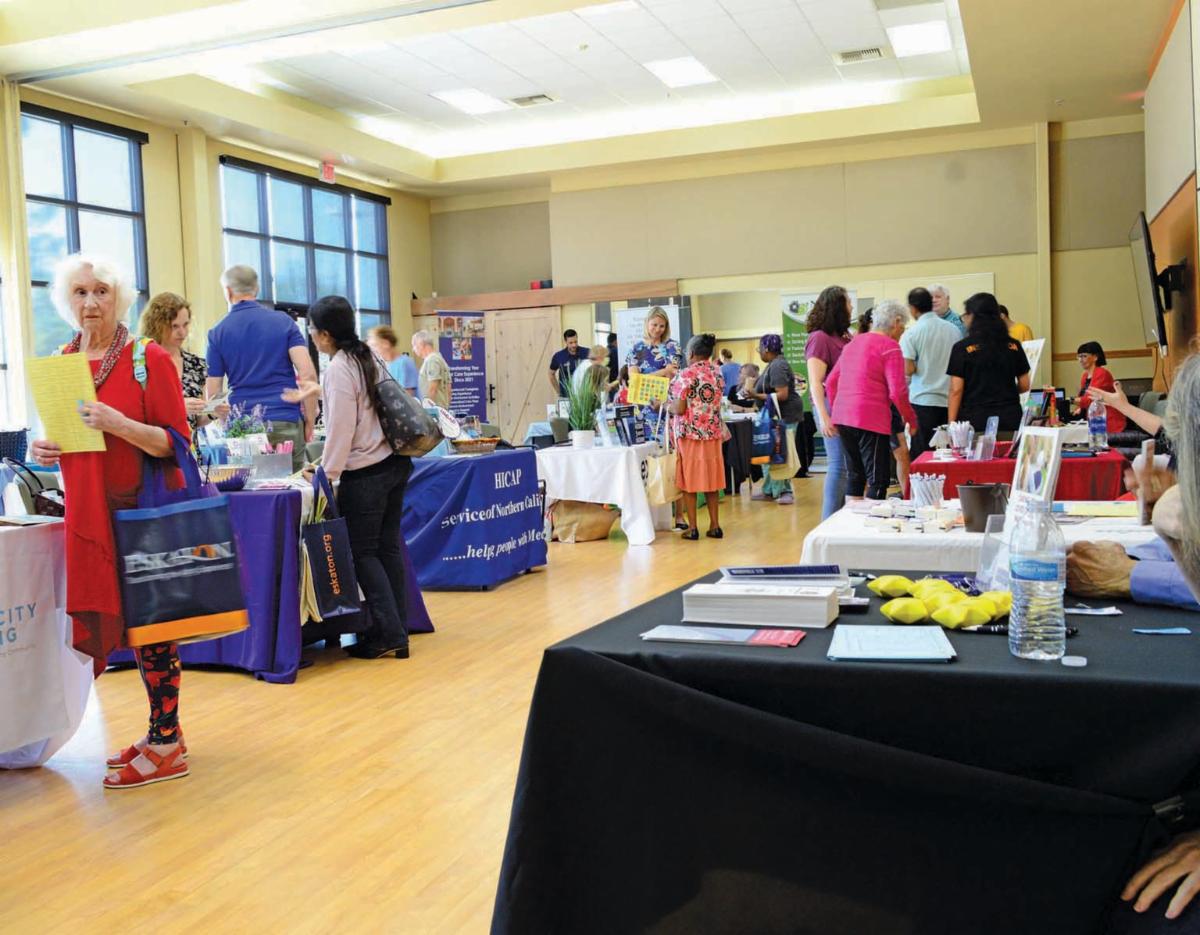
left=722, top=419, right=754, bottom=494
left=492, top=574, right=1200, bottom=935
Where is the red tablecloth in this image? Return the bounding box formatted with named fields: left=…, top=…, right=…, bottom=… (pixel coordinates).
left=907, top=445, right=1126, bottom=500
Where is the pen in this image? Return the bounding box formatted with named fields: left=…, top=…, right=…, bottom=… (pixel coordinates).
left=963, top=624, right=1079, bottom=637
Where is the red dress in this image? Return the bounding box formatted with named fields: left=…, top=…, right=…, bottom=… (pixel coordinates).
left=60, top=341, right=189, bottom=675
left=1077, top=366, right=1127, bottom=434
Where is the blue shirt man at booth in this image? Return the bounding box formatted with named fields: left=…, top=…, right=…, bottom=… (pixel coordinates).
left=548, top=329, right=589, bottom=397
left=205, top=264, right=318, bottom=472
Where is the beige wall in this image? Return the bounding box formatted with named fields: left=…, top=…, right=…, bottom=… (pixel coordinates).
left=1051, top=133, right=1146, bottom=251
left=431, top=201, right=550, bottom=296
left=1146, top=0, right=1195, bottom=219
left=549, top=145, right=1038, bottom=287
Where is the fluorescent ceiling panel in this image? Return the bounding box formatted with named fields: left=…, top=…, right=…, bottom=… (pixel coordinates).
left=886, top=20, right=952, bottom=58
left=643, top=56, right=719, bottom=88
left=431, top=88, right=512, bottom=114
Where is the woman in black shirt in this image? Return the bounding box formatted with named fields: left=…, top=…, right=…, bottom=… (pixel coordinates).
left=946, top=292, right=1032, bottom=432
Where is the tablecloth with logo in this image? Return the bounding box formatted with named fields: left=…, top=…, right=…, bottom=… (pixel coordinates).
left=0, top=522, right=93, bottom=768
left=402, top=449, right=547, bottom=589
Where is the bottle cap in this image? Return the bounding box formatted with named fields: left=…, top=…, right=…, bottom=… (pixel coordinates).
left=1061, top=655, right=1088, bottom=667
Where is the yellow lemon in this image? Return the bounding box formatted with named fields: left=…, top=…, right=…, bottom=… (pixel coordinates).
left=869, top=575, right=915, bottom=598
left=911, top=578, right=956, bottom=598
left=880, top=597, right=929, bottom=624
left=931, top=604, right=969, bottom=628
left=980, top=590, right=1013, bottom=618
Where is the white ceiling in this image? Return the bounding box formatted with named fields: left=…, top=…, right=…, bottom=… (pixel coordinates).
left=244, top=0, right=969, bottom=157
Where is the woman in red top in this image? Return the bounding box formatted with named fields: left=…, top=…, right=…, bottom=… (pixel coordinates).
left=1072, top=341, right=1127, bottom=434
left=31, top=254, right=192, bottom=790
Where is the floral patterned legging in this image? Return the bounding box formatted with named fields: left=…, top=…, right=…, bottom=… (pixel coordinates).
left=135, top=643, right=181, bottom=745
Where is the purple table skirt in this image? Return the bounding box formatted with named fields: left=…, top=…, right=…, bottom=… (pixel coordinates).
left=110, top=487, right=433, bottom=683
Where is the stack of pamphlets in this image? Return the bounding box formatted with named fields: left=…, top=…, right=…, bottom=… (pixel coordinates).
left=826, top=625, right=956, bottom=662
left=682, top=582, right=839, bottom=628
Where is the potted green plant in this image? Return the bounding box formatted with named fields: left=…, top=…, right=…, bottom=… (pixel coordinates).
left=564, top=376, right=600, bottom=449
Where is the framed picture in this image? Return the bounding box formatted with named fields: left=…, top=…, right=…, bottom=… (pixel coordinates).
left=1009, top=426, right=1063, bottom=507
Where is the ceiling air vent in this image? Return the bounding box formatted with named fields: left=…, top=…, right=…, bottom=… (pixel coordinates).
left=835, top=47, right=885, bottom=65
left=509, top=93, right=558, bottom=108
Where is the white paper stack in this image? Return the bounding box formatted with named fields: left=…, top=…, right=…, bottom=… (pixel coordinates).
left=681, top=583, right=839, bottom=628
left=827, top=625, right=956, bottom=662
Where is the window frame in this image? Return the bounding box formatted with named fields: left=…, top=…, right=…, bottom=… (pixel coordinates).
left=218, top=155, right=391, bottom=327
left=20, top=103, right=151, bottom=354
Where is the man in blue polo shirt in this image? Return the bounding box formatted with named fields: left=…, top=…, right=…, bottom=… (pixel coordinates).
left=205, top=265, right=317, bottom=471
left=547, top=329, right=588, bottom=397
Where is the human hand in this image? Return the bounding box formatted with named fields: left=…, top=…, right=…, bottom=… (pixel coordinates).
left=184, top=396, right=207, bottom=416
left=79, top=401, right=127, bottom=434
left=1065, top=540, right=1134, bottom=599
left=282, top=380, right=321, bottom=404
left=30, top=439, right=62, bottom=468
left=213, top=402, right=231, bottom=419
left=1089, top=381, right=1129, bottom=413
left=821, top=422, right=838, bottom=438
left=1123, top=829, right=1200, bottom=919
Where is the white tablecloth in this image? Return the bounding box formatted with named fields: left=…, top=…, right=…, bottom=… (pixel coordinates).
left=800, top=502, right=1160, bottom=573
left=0, top=522, right=93, bottom=768
left=536, top=442, right=666, bottom=546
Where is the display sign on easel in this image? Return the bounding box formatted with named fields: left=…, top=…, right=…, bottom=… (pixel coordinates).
left=1019, top=339, right=1044, bottom=405
left=437, top=311, right=487, bottom=419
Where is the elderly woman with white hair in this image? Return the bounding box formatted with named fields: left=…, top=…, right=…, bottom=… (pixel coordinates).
left=30, top=254, right=192, bottom=790
left=824, top=299, right=917, bottom=501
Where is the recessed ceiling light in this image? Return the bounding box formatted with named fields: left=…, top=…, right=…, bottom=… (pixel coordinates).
left=643, top=56, right=719, bottom=88
left=885, top=20, right=952, bottom=58
left=430, top=88, right=511, bottom=115
left=576, top=1, right=640, bottom=16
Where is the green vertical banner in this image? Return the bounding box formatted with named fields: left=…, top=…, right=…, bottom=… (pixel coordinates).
left=781, top=295, right=815, bottom=410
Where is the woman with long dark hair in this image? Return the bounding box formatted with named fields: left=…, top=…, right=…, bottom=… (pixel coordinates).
left=946, top=292, right=1032, bottom=432
left=1071, top=341, right=1127, bottom=433
left=806, top=285, right=852, bottom=517
left=308, top=295, right=413, bottom=659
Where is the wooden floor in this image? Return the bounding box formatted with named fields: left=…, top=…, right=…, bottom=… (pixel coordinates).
left=2, top=478, right=824, bottom=934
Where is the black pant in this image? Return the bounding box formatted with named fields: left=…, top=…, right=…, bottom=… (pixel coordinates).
left=337, top=454, right=413, bottom=648
left=910, top=404, right=948, bottom=460
left=962, top=404, right=1023, bottom=434
left=838, top=425, right=893, bottom=499
left=795, top=411, right=816, bottom=475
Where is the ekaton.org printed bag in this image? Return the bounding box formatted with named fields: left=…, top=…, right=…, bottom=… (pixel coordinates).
left=113, top=428, right=248, bottom=647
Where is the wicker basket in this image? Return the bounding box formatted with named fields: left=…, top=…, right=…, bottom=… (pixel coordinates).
left=450, top=438, right=499, bottom=456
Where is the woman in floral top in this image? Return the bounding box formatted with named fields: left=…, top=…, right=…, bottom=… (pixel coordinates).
left=624, top=306, right=682, bottom=381
left=668, top=333, right=726, bottom=540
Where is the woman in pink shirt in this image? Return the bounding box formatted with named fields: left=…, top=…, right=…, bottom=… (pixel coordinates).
left=308, top=295, right=413, bottom=660
left=825, top=299, right=917, bottom=501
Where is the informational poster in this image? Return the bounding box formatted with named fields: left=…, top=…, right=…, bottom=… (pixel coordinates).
left=615, top=304, right=681, bottom=370
left=1020, top=339, right=1045, bottom=404
left=437, top=311, right=486, bottom=419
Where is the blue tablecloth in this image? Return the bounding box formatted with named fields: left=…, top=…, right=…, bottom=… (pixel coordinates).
left=110, top=487, right=434, bottom=683
left=403, top=449, right=547, bottom=589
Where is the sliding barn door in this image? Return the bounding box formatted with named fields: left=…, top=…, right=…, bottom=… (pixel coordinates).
left=484, top=306, right=561, bottom=442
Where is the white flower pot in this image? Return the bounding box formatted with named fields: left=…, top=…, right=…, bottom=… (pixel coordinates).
left=570, top=430, right=595, bottom=450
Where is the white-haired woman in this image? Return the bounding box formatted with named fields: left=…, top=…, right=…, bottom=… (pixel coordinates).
left=824, top=300, right=917, bottom=501
left=30, top=254, right=192, bottom=790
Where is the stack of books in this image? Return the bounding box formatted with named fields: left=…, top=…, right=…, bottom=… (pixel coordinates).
left=682, top=582, right=839, bottom=629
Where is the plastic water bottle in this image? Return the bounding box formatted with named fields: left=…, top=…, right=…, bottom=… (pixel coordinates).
left=1008, top=501, right=1066, bottom=660
left=1087, top=397, right=1108, bottom=450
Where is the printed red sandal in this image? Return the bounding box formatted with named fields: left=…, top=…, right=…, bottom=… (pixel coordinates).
left=103, top=746, right=189, bottom=790
left=107, top=736, right=187, bottom=769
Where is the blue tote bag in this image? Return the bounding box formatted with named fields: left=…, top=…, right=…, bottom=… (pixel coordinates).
left=113, top=427, right=249, bottom=647
left=751, top=404, right=774, bottom=460
left=300, top=467, right=362, bottom=621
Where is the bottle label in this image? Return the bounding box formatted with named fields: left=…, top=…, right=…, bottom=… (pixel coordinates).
left=1089, top=416, right=1106, bottom=434
left=1010, top=557, right=1059, bottom=582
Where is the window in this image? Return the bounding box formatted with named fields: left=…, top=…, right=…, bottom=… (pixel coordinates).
left=218, top=156, right=391, bottom=335
left=20, top=105, right=150, bottom=357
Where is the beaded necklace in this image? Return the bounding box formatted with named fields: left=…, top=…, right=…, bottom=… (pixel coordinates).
left=64, top=322, right=129, bottom=389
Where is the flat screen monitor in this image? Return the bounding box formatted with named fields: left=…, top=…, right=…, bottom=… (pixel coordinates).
left=1130, top=211, right=1168, bottom=353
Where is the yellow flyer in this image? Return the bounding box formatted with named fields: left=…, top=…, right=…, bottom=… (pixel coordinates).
left=627, top=371, right=670, bottom=405
left=27, top=353, right=106, bottom=453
